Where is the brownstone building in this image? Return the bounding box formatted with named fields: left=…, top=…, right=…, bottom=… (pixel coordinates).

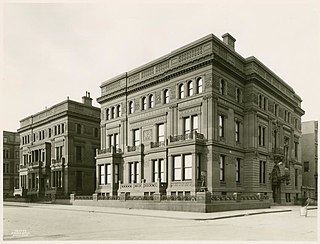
left=95, top=33, right=304, bottom=204
left=15, top=92, right=100, bottom=197
left=3, top=131, right=20, bottom=197
left=301, top=120, right=318, bottom=198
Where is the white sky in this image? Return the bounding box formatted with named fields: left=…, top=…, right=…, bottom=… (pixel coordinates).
left=1, top=0, right=320, bottom=132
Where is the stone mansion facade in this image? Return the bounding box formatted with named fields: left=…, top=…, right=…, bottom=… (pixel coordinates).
left=95, top=33, right=305, bottom=204
left=16, top=93, right=100, bottom=198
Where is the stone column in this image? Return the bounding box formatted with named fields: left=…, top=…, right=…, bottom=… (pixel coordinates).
left=110, top=163, right=114, bottom=196
left=192, top=153, right=197, bottom=191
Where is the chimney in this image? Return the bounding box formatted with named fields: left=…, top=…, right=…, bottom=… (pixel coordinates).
left=82, top=91, right=92, bottom=106
left=222, top=33, right=236, bottom=51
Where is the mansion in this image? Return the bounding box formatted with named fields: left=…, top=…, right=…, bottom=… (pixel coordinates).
left=15, top=93, right=100, bottom=197
left=95, top=33, right=305, bottom=204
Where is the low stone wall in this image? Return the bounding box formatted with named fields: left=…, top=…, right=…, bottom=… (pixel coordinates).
left=70, top=192, right=271, bottom=213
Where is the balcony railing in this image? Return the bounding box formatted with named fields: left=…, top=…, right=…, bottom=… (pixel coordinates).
left=170, top=131, right=206, bottom=143
left=119, top=180, right=167, bottom=193
left=127, top=145, right=141, bottom=152
left=150, top=141, right=165, bottom=148
left=97, top=147, right=122, bottom=155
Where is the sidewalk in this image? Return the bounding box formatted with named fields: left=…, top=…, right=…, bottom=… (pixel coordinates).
left=4, top=201, right=307, bottom=221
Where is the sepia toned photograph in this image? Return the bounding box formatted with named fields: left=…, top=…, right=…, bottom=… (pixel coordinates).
left=1, top=0, right=319, bottom=243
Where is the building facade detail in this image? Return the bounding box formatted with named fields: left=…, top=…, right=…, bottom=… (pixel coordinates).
left=15, top=92, right=100, bottom=198
left=95, top=33, right=304, bottom=204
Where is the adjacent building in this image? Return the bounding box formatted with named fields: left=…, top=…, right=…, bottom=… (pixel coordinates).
left=301, top=121, right=318, bottom=198
left=3, top=131, right=20, bottom=197
left=15, top=92, right=100, bottom=198
left=95, top=33, right=305, bottom=204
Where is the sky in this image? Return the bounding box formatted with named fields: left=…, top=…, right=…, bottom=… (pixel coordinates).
left=1, top=0, right=320, bottom=132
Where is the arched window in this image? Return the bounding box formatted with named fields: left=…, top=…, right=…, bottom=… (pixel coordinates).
left=106, top=108, right=110, bottom=120
left=117, top=105, right=121, bottom=117
left=179, top=83, right=185, bottom=99
left=164, top=89, right=169, bottom=104
left=129, top=101, right=134, bottom=114
left=187, top=80, right=193, bottom=96
left=197, top=78, right=203, bottom=93
left=142, top=97, right=147, bottom=110
left=149, top=94, right=154, bottom=108
left=111, top=107, right=115, bottom=119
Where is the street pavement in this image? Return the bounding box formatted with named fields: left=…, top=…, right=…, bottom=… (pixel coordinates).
left=2, top=202, right=318, bottom=242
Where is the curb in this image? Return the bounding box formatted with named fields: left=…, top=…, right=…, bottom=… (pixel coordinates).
left=193, top=209, right=292, bottom=221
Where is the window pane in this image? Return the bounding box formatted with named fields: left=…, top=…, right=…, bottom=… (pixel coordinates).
left=134, top=129, right=140, bottom=146
left=188, top=81, right=193, bottom=96
left=179, top=84, right=184, bottom=98
left=192, top=115, right=199, bottom=132
left=184, top=154, right=192, bottom=180
left=184, top=154, right=192, bottom=167
left=100, top=165, right=105, bottom=184
left=197, top=78, right=203, bottom=93
left=158, top=124, right=165, bottom=142
left=115, top=134, right=119, bottom=148
left=184, top=117, right=190, bottom=134
left=160, top=159, right=165, bottom=183
left=173, top=156, right=181, bottom=181
left=106, top=164, right=111, bottom=184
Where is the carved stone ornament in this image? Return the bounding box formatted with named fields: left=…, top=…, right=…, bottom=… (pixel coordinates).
left=143, top=129, right=153, bottom=141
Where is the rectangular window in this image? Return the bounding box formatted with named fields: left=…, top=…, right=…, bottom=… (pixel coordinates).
left=114, top=164, right=119, bottom=183
left=133, top=129, right=140, bottom=146
left=196, top=154, right=201, bottom=180
left=259, top=161, right=266, bottom=184
left=58, top=125, right=61, bottom=134
left=236, top=158, right=240, bottom=182
left=192, top=115, right=199, bottom=133
left=219, top=155, right=225, bottom=181
left=184, top=154, right=192, bottom=180
left=304, top=162, right=309, bottom=172
left=129, top=162, right=139, bottom=183
left=76, top=124, right=81, bottom=134
left=235, top=121, right=240, bottom=142
left=219, top=115, right=225, bottom=137
left=100, top=165, right=105, bottom=184
left=258, top=126, right=266, bottom=146
left=49, top=128, right=52, bottom=138
left=54, top=126, right=57, bottom=136
left=295, top=168, right=298, bottom=187
left=173, top=156, right=182, bottom=181
left=109, top=134, right=114, bottom=147
left=153, top=160, right=159, bottom=182
left=157, top=124, right=165, bottom=142
left=184, top=117, right=190, bottom=135
left=106, top=164, right=111, bottom=184
left=294, top=142, right=298, bottom=158
left=160, top=159, right=165, bottom=183
left=76, top=146, right=82, bottom=161
left=61, top=124, right=65, bottom=134
left=236, top=88, right=241, bottom=102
